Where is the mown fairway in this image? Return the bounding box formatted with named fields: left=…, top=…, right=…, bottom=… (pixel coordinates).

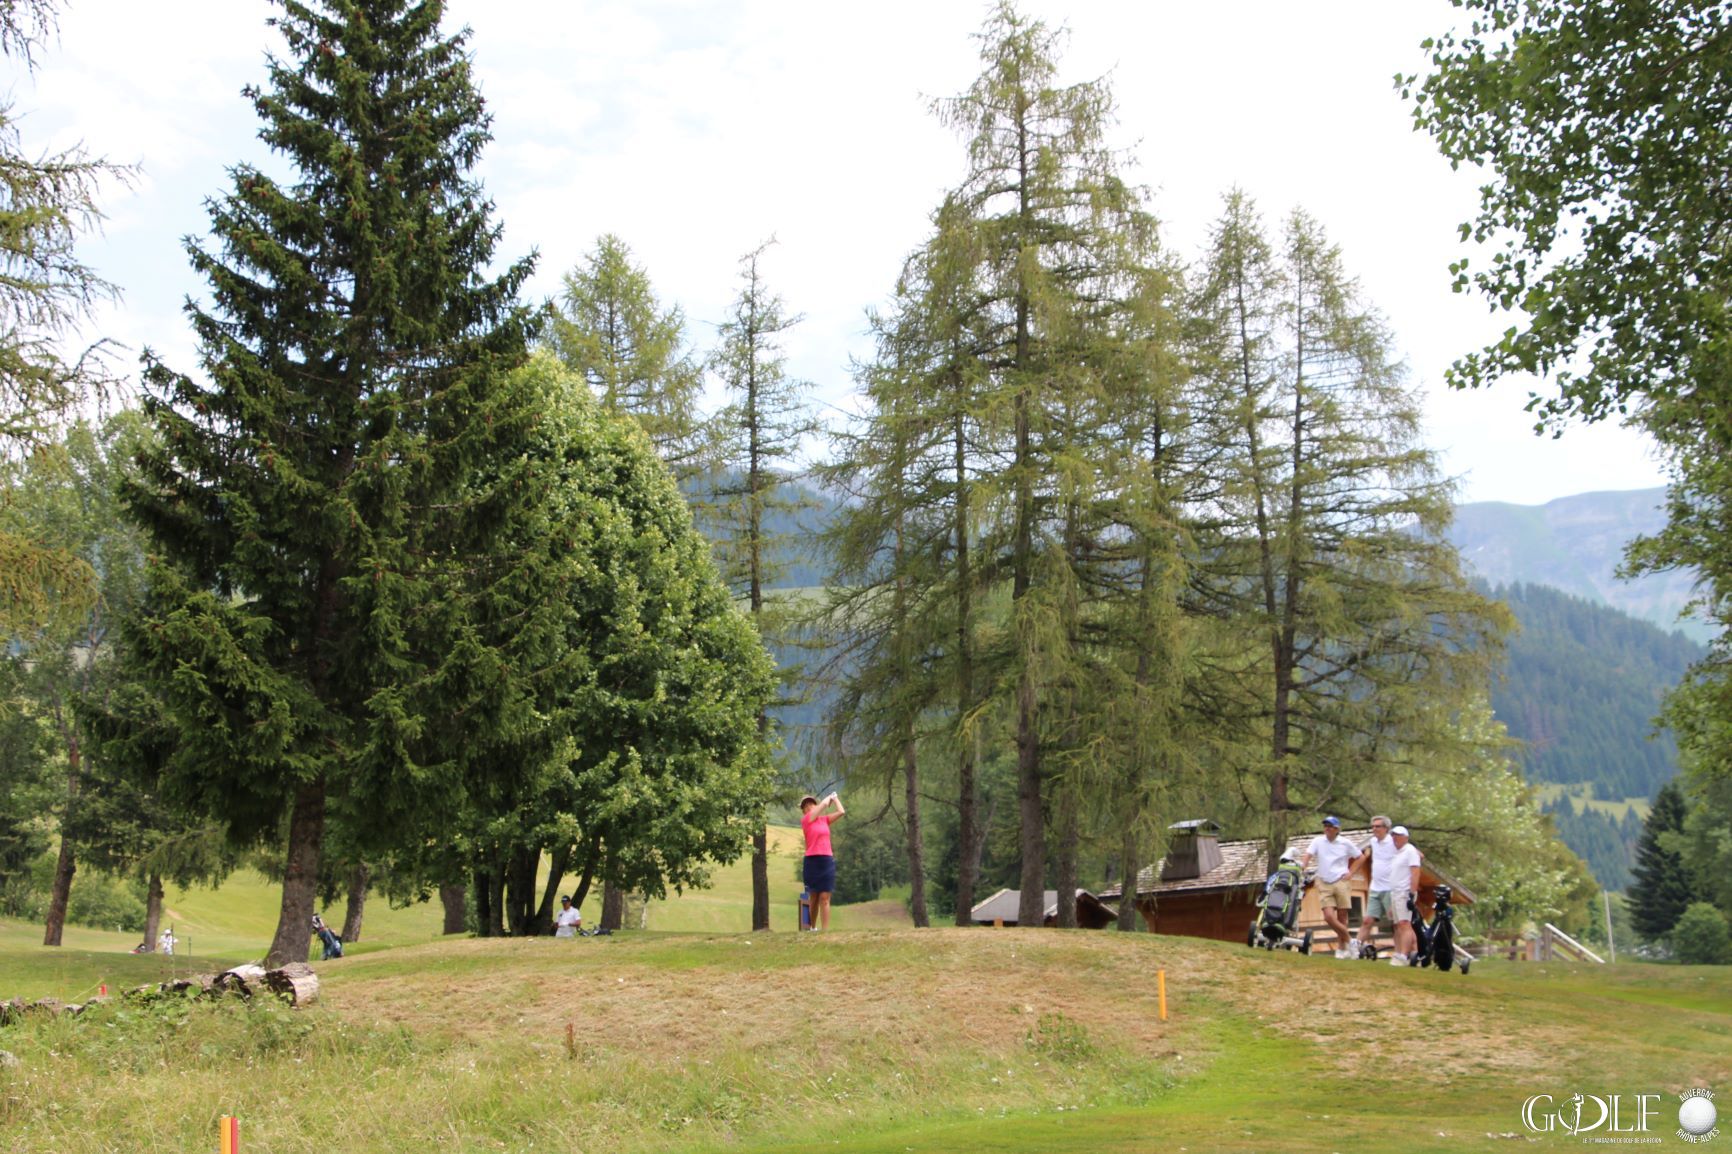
left=1, top=913, right=1724, bottom=1153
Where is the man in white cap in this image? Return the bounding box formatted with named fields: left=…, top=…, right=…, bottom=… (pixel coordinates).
left=1386, top=825, right=1423, bottom=964
left=1301, top=815, right=1361, bottom=958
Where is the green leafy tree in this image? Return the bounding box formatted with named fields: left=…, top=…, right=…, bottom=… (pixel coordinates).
left=1672, top=901, right=1732, bottom=965
left=706, top=240, right=816, bottom=931
left=1187, top=193, right=1509, bottom=866
left=1628, top=780, right=1694, bottom=942
left=3, top=414, right=153, bottom=945
left=1407, top=1, right=1732, bottom=785
left=123, top=0, right=539, bottom=966
left=442, top=355, right=776, bottom=936
left=548, top=234, right=707, bottom=481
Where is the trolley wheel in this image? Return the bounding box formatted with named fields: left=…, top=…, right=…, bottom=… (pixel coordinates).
left=1299, top=929, right=1313, bottom=955
left=1459, top=959, right=1471, bottom=976
left=1247, top=920, right=1258, bottom=949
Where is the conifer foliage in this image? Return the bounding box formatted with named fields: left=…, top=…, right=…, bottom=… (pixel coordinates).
left=1628, top=780, right=1694, bottom=943
left=124, top=0, right=538, bottom=966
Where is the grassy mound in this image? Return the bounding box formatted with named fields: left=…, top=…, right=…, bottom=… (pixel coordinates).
left=0, top=924, right=1725, bottom=1152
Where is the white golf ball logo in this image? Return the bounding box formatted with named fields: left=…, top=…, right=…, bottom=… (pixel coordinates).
left=1679, top=1095, right=1717, bottom=1137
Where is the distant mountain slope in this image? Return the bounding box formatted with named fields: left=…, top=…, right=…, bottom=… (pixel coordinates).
left=1450, top=488, right=1710, bottom=641
left=1489, top=582, right=1704, bottom=889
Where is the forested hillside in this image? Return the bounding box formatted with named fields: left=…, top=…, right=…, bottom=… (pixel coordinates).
left=1489, top=582, right=1703, bottom=888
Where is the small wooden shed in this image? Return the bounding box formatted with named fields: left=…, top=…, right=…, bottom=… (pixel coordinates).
left=969, top=888, right=1118, bottom=929
left=1096, top=820, right=1474, bottom=947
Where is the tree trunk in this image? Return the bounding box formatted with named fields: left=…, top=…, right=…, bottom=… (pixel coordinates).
left=143, top=871, right=165, bottom=948
left=486, top=866, right=506, bottom=937
left=505, top=846, right=539, bottom=936
left=534, top=844, right=572, bottom=936
left=473, top=868, right=495, bottom=938
left=1053, top=783, right=1079, bottom=929
left=600, top=883, right=624, bottom=931
left=42, top=737, right=82, bottom=947
left=1117, top=825, right=1140, bottom=931
left=42, top=834, right=75, bottom=947
left=570, top=833, right=602, bottom=910
left=902, top=732, right=929, bottom=927
left=265, top=777, right=327, bottom=968
left=439, top=884, right=467, bottom=935
left=951, top=398, right=978, bottom=928
left=341, top=862, right=369, bottom=944
left=751, top=826, right=771, bottom=931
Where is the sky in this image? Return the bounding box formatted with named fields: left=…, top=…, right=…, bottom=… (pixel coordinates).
left=21, top=0, right=1669, bottom=506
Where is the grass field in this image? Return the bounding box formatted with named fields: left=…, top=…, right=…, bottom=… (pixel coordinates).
left=1533, top=782, right=1652, bottom=821
left=0, top=833, right=1724, bottom=1152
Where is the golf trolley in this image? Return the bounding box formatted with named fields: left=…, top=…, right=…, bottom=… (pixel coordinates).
left=1246, top=855, right=1315, bottom=954
left=1408, top=885, right=1470, bottom=974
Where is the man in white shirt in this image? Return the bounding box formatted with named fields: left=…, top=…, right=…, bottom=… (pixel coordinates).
left=554, top=895, right=583, bottom=938
left=1301, top=815, right=1361, bottom=958
left=1386, top=826, right=1424, bottom=965
left=1354, top=816, right=1395, bottom=960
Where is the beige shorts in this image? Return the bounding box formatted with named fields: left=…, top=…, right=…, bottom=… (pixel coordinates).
left=1317, top=877, right=1353, bottom=910
left=1366, top=889, right=1413, bottom=926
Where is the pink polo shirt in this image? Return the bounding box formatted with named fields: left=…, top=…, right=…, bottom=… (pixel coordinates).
left=801, top=811, right=834, bottom=856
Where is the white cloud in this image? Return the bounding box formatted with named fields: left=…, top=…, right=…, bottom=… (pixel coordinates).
left=17, top=0, right=1667, bottom=505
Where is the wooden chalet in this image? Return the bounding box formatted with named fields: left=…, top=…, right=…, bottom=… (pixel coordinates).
left=1097, top=819, right=1475, bottom=948
left=970, top=887, right=1118, bottom=929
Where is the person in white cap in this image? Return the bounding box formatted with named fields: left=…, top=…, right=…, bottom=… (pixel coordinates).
left=1301, top=815, right=1361, bottom=957
left=1386, top=825, right=1423, bottom=964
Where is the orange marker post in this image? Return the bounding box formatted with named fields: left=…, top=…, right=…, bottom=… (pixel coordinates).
left=1157, top=969, right=1168, bottom=1021
left=219, top=1115, right=239, bottom=1154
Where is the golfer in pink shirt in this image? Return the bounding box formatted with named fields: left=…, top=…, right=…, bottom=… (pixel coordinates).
left=800, top=791, right=845, bottom=931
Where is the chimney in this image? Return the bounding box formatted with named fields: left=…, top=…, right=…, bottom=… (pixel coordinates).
left=1161, top=819, right=1224, bottom=881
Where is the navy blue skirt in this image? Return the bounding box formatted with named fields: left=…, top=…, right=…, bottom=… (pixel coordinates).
left=803, top=854, right=836, bottom=894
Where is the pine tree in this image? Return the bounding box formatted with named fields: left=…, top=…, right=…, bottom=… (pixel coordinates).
left=1629, top=780, right=1694, bottom=942
left=124, top=0, right=538, bottom=966
left=706, top=240, right=816, bottom=931
left=548, top=234, right=706, bottom=480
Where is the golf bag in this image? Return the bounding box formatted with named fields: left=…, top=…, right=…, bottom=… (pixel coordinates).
left=1247, top=857, right=1313, bottom=954
left=1408, top=886, right=1468, bottom=974
left=312, top=914, right=343, bottom=960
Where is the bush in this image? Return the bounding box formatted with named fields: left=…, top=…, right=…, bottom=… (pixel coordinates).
left=1671, top=902, right=1732, bottom=965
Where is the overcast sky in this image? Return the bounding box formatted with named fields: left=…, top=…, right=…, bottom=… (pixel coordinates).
left=23, top=0, right=1668, bottom=506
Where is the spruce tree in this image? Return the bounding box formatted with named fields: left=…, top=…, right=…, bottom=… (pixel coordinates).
left=124, top=0, right=537, bottom=966
left=1629, top=780, right=1694, bottom=942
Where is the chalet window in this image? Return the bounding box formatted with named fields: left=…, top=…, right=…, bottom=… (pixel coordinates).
left=1349, top=896, right=1364, bottom=926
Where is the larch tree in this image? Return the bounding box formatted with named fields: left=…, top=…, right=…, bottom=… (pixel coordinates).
left=549, top=233, right=707, bottom=483
left=0, top=0, right=128, bottom=637
left=706, top=240, right=816, bottom=932
left=123, top=0, right=539, bottom=967
left=932, top=0, right=1163, bottom=927
left=1187, top=194, right=1509, bottom=867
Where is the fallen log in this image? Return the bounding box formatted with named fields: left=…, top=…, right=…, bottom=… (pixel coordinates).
left=264, top=963, right=319, bottom=1007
